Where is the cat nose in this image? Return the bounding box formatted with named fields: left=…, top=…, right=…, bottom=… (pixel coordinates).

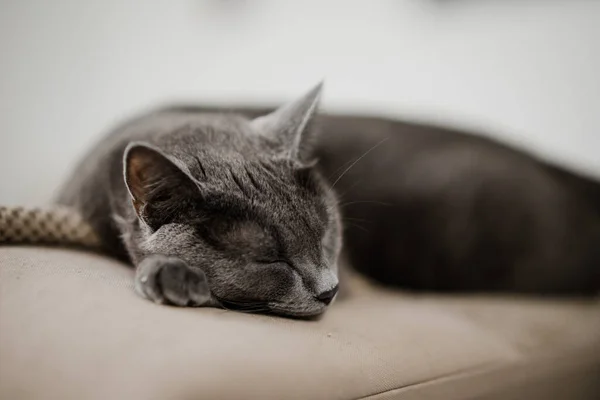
left=316, top=285, right=339, bottom=305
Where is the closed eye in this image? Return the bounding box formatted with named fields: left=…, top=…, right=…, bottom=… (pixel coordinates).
left=255, top=259, right=292, bottom=267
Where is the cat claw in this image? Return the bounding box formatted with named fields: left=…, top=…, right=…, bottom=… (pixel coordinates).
left=134, top=254, right=211, bottom=307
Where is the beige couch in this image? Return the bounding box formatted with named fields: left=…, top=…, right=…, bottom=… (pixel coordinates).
left=1, top=246, right=599, bottom=400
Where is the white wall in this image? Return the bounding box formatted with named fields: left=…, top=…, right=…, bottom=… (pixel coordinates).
left=1, top=0, right=599, bottom=205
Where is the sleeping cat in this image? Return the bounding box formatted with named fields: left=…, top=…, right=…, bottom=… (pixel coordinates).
left=58, top=84, right=341, bottom=317
left=57, top=83, right=600, bottom=317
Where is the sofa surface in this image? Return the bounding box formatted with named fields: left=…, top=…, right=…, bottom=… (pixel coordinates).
left=1, top=246, right=599, bottom=400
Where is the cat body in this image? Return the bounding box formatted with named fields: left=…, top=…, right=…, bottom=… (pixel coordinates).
left=165, top=104, right=600, bottom=295
left=57, top=85, right=599, bottom=318
left=315, top=115, right=600, bottom=294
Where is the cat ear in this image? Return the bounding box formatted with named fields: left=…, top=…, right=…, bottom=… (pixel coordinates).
left=251, top=82, right=322, bottom=161
left=123, top=143, right=200, bottom=230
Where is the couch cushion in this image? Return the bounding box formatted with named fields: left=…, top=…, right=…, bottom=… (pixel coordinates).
left=1, top=246, right=599, bottom=400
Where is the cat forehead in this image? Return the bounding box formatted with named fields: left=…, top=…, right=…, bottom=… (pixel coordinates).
left=184, top=151, right=297, bottom=185
left=160, top=114, right=255, bottom=146
left=196, top=164, right=331, bottom=232
left=183, top=113, right=252, bottom=132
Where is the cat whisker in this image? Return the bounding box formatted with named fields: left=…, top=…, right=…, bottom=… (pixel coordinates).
left=339, top=200, right=392, bottom=208
left=342, top=216, right=370, bottom=223
left=326, top=158, right=359, bottom=182
left=333, top=179, right=364, bottom=201
left=330, top=137, right=390, bottom=190
left=344, top=222, right=371, bottom=234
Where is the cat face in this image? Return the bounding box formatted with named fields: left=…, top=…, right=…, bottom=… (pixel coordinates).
left=124, top=84, right=342, bottom=317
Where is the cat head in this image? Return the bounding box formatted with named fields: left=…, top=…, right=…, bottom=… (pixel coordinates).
left=123, top=83, right=342, bottom=317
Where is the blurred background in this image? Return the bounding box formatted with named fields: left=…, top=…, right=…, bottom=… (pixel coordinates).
left=1, top=0, right=599, bottom=205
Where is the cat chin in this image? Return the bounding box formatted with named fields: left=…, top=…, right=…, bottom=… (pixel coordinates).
left=210, top=296, right=328, bottom=319
left=266, top=304, right=329, bottom=319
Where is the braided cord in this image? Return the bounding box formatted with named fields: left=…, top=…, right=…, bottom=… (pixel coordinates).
left=0, top=205, right=100, bottom=248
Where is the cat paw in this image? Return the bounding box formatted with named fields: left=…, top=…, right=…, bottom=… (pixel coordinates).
left=134, top=255, right=211, bottom=306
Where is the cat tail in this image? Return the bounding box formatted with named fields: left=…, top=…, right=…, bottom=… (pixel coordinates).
left=0, top=205, right=101, bottom=248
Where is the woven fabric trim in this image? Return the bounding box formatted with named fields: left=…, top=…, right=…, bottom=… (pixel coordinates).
left=0, top=205, right=100, bottom=248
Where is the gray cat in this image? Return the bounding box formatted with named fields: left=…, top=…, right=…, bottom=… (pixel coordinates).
left=57, top=83, right=599, bottom=318
left=58, top=85, right=341, bottom=317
